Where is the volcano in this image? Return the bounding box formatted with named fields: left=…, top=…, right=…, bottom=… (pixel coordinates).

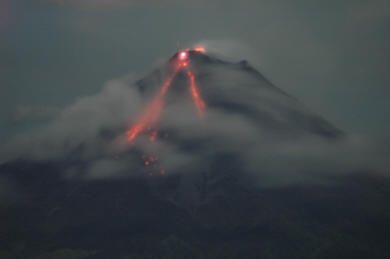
left=131, top=49, right=343, bottom=143
left=0, top=50, right=389, bottom=258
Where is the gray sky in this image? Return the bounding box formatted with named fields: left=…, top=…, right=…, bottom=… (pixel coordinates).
left=1, top=0, right=389, bottom=141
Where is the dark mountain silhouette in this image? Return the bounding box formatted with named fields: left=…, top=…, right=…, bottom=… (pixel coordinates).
left=0, top=51, right=388, bottom=259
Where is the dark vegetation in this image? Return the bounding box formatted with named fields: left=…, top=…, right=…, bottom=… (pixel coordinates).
left=0, top=160, right=389, bottom=259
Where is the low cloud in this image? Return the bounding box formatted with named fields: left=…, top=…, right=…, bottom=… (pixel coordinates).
left=0, top=77, right=141, bottom=163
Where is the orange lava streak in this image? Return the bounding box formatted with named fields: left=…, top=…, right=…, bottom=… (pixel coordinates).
left=127, top=48, right=208, bottom=143
left=187, top=70, right=206, bottom=117
left=193, top=46, right=206, bottom=53
left=127, top=69, right=178, bottom=142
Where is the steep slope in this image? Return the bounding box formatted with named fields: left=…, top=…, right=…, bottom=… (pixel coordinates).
left=134, top=50, right=343, bottom=142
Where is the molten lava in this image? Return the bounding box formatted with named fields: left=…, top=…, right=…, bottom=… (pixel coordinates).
left=193, top=46, right=206, bottom=53
left=126, top=69, right=179, bottom=142
left=127, top=47, right=207, bottom=143
left=187, top=70, right=206, bottom=116
left=179, top=51, right=188, bottom=61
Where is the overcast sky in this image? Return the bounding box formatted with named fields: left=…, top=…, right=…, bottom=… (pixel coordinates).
left=1, top=0, right=389, bottom=141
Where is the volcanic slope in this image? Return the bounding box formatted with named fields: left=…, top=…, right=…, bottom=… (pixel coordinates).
left=133, top=50, right=343, bottom=144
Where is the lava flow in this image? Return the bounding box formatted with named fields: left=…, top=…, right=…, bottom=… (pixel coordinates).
left=187, top=70, right=206, bottom=116
left=126, top=69, right=178, bottom=142
left=126, top=47, right=207, bottom=143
